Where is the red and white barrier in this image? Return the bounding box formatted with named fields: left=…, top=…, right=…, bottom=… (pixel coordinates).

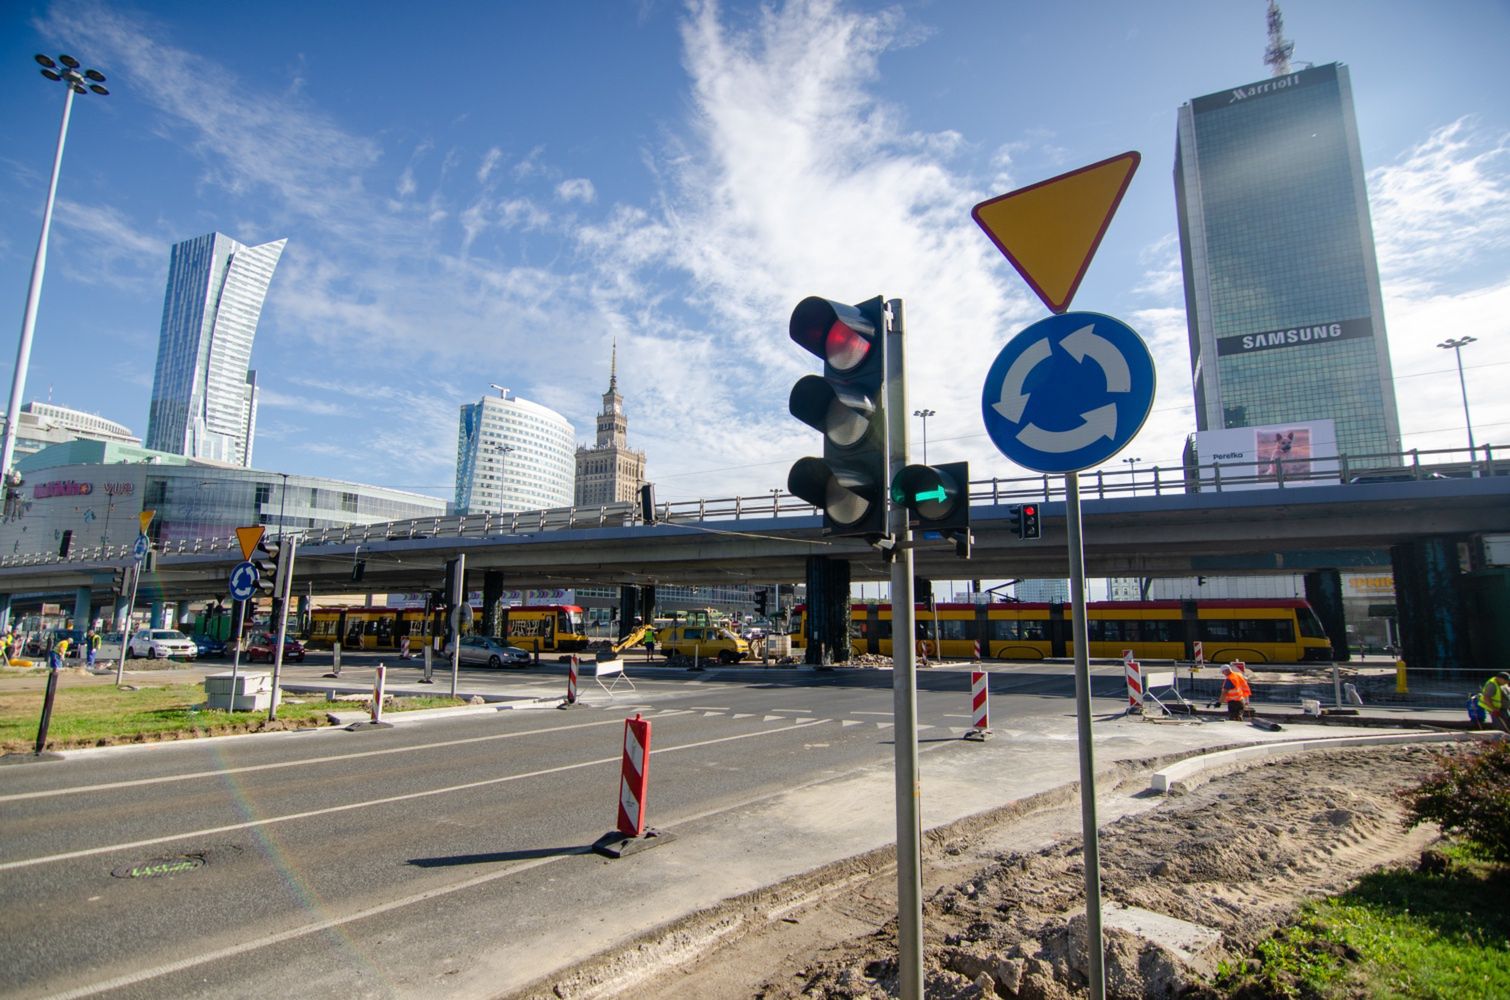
left=1193, top=640, right=1204, bottom=668
left=616, top=714, right=652, bottom=838
left=1123, top=649, right=1144, bottom=711
left=566, top=656, right=579, bottom=705
left=371, top=663, right=386, bottom=724
left=971, top=670, right=989, bottom=732
left=973, top=640, right=982, bottom=662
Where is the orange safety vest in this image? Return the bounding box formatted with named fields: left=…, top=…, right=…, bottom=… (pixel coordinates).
left=1222, top=671, right=1252, bottom=702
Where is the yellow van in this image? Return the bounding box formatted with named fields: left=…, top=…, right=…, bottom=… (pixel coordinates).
left=655, top=624, right=750, bottom=664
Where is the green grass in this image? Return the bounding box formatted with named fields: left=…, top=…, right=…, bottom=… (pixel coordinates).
left=1217, top=844, right=1510, bottom=998
left=0, top=680, right=466, bottom=752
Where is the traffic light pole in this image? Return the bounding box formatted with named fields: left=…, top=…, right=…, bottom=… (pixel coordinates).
left=114, top=558, right=142, bottom=687
left=267, top=535, right=298, bottom=721
left=1064, top=471, right=1107, bottom=1000
left=885, top=298, right=925, bottom=1000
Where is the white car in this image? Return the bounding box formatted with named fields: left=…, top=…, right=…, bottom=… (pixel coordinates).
left=128, top=629, right=198, bottom=660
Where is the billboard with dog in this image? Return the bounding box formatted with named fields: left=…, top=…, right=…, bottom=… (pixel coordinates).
left=1194, top=420, right=1339, bottom=491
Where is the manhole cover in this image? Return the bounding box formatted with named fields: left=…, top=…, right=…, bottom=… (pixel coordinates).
left=112, top=854, right=207, bottom=879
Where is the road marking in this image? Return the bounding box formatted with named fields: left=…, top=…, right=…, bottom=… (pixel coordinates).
left=763, top=715, right=785, bottom=722
left=0, top=720, right=832, bottom=874
left=853, top=711, right=891, bottom=716
left=841, top=720, right=864, bottom=727
left=731, top=713, right=755, bottom=719
left=686, top=706, right=730, bottom=711
left=0, top=717, right=628, bottom=804
left=767, top=708, right=811, bottom=713
left=29, top=717, right=946, bottom=1000
left=702, top=712, right=725, bottom=717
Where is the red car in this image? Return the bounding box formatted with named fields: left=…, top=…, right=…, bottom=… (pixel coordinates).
left=245, top=633, right=305, bottom=662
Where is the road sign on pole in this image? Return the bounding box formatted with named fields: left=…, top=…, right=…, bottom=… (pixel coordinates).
left=228, top=561, right=259, bottom=601
left=982, top=311, right=1155, bottom=474
left=235, top=525, right=266, bottom=561
left=972, top=151, right=1140, bottom=314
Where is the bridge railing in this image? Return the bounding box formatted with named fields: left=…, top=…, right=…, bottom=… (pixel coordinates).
left=0, top=444, right=1498, bottom=569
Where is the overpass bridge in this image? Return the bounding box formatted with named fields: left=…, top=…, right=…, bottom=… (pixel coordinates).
left=1, top=468, right=1505, bottom=672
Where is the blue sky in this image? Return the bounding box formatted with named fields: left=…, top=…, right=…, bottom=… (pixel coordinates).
left=2, top=0, right=1507, bottom=505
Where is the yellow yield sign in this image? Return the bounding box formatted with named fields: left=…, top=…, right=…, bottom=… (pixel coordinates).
left=971, top=151, right=1140, bottom=314
left=235, top=526, right=266, bottom=561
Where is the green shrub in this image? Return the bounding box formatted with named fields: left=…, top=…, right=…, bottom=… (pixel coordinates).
left=1399, top=740, right=1510, bottom=864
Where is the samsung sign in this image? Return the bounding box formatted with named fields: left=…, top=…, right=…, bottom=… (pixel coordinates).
left=1217, top=317, right=1373, bottom=357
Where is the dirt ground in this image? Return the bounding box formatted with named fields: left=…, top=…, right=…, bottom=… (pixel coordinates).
left=524, top=741, right=1462, bottom=1000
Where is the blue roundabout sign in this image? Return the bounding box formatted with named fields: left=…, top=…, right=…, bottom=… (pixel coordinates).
left=228, top=561, right=260, bottom=602
left=981, top=311, right=1155, bottom=474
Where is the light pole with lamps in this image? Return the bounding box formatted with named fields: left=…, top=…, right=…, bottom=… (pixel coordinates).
left=1, top=54, right=109, bottom=485
left=1436, top=336, right=1478, bottom=470
left=1123, top=456, right=1141, bottom=496
left=912, top=408, right=936, bottom=464
left=493, top=444, right=515, bottom=514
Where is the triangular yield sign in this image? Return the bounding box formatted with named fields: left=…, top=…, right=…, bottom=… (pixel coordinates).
left=971, top=151, right=1140, bottom=314
left=235, top=525, right=266, bottom=561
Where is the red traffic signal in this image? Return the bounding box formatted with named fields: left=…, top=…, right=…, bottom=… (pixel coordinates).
left=1015, top=503, right=1041, bottom=540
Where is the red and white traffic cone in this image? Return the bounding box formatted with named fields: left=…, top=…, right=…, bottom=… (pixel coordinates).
left=1123, top=649, right=1143, bottom=713
left=593, top=713, right=671, bottom=858
left=964, top=669, right=991, bottom=741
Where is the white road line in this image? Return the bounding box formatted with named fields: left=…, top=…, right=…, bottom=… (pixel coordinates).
left=0, top=720, right=830, bottom=873
left=0, top=717, right=626, bottom=804
left=853, top=711, right=891, bottom=716
left=32, top=718, right=944, bottom=1000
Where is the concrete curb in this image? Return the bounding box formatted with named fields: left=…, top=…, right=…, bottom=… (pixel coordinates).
left=1149, top=729, right=1504, bottom=794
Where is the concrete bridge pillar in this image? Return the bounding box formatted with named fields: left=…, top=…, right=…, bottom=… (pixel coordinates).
left=72, top=586, right=92, bottom=641
left=1390, top=537, right=1470, bottom=675
left=618, top=586, right=638, bottom=639
left=1303, top=570, right=1348, bottom=662
left=481, top=570, right=505, bottom=637
left=804, top=555, right=851, bottom=665
left=0, top=593, right=11, bottom=632
left=151, top=599, right=165, bottom=630
left=639, top=586, right=656, bottom=632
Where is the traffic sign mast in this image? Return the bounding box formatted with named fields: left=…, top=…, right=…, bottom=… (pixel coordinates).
left=972, top=152, right=1145, bottom=1000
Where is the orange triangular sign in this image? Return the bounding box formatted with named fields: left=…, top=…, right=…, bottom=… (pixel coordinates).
left=972, top=151, right=1140, bottom=314
left=235, top=526, right=265, bottom=561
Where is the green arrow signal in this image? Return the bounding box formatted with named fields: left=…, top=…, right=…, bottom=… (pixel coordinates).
left=913, top=486, right=947, bottom=504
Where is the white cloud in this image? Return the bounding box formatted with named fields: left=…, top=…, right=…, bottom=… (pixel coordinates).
left=478, top=146, right=503, bottom=184
left=556, top=178, right=596, bottom=203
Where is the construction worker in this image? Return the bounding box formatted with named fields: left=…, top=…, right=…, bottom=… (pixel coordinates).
left=1220, top=664, right=1252, bottom=720
left=1479, top=672, right=1510, bottom=733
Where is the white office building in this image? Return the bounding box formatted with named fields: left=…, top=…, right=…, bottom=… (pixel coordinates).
left=145, top=232, right=287, bottom=467
left=0, top=402, right=139, bottom=461
left=455, top=387, right=576, bottom=514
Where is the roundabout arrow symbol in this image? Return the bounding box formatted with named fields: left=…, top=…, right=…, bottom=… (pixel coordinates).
left=1015, top=403, right=1118, bottom=454
left=1059, top=323, right=1131, bottom=393
left=991, top=337, right=1051, bottom=423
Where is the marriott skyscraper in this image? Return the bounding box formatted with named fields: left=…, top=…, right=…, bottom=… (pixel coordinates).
left=1175, top=62, right=1402, bottom=462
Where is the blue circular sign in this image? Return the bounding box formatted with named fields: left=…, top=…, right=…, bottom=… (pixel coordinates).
left=228, top=561, right=260, bottom=601
left=132, top=533, right=150, bottom=561
left=981, top=311, right=1155, bottom=474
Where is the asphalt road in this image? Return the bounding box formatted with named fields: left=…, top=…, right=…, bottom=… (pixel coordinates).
left=0, top=664, right=1089, bottom=998
left=0, top=660, right=1369, bottom=999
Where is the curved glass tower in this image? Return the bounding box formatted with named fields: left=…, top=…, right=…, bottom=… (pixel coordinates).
left=145, top=232, right=286, bottom=466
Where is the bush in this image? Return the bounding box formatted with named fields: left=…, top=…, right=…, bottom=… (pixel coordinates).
left=1400, top=740, right=1510, bottom=864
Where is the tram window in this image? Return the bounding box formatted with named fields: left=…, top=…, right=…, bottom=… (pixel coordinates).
left=939, top=619, right=972, bottom=640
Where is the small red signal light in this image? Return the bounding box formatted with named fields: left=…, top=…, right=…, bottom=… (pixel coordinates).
left=1022, top=505, right=1036, bottom=516
left=825, top=319, right=870, bottom=371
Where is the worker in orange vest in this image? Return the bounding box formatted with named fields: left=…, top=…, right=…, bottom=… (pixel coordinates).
left=1220, top=664, right=1252, bottom=720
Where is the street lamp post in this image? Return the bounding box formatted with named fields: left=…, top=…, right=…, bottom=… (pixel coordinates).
left=1123, top=456, right=1141, bottom=496
left=1436, top=337, right=1478, bottom=471
left=912, top=408, right=936, bottom=464
left=493, top=444, right=515, bottom=514
left=1, top=54, right=109, bottom=485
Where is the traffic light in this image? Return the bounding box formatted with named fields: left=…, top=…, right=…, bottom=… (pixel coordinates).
left=351, top=558, right=366, bottom=583
left=754, top=589, right=769, bottom=616
left=891, top=461, right=971, bottom=558
left=443, top=557, right=463, bottom=608
left=58, top=530, right=72, bottom=558
left=1013, top=503, right=1041, bottom=540
left=252, top=539, right=281, bottom=595
left=787, top=295, right=889, bottom=538
left=639, top=483, right=656, bottom=524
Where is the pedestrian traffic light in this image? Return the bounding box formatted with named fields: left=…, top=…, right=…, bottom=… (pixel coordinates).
left=891, top=461, right=971, bottom=557
left=1013, top=503, right=1041, bottom=540
left=787, top=295, right=889, bottom=539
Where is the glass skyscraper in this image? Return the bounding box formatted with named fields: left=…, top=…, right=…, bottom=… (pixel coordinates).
left=455, top=387, right=576, bottom=514
left=145, top=232, right=286, bottom=467
left=1175, top=62, right=1401, bottom=461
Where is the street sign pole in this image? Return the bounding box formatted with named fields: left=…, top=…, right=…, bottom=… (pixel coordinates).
left=1064, top=471, right=1106, bottom=1000
left=884, top=298, right=924, bottom=1000
left=228, top=598, right=245, bottom=711
left=267, top=535, right=298, bottom=721
left=449, top=552, right=466, bottom=698
left=114, top=557, right=142, bottom=687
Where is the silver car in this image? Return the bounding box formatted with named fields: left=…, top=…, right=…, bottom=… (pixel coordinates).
left=455, top=635, right=531, bottom=668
